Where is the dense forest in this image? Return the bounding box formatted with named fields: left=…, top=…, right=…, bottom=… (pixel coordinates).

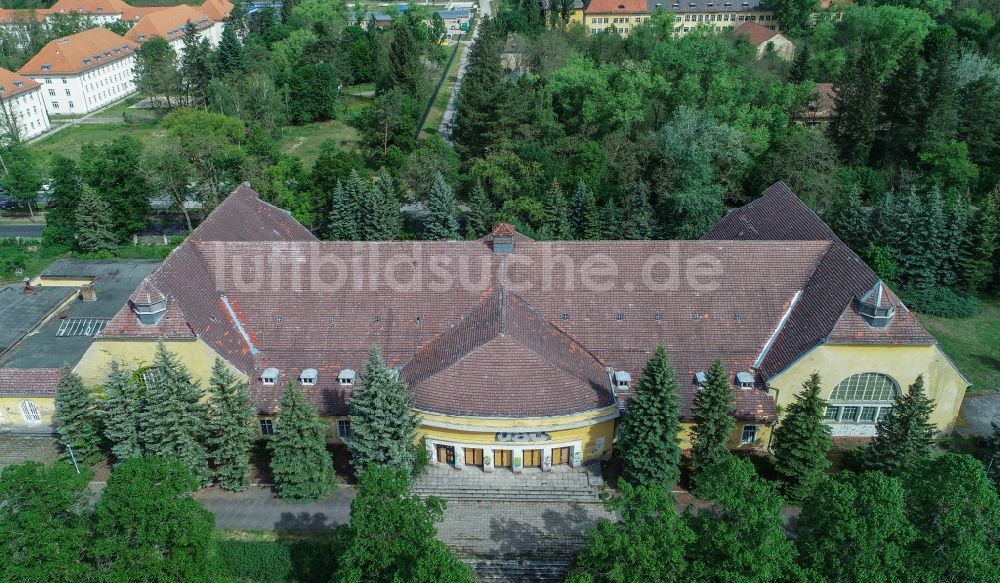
left=3, top=0, right=999, bottom=319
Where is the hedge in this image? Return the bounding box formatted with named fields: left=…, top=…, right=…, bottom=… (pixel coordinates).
left=218, top=537, right=337, bottom=583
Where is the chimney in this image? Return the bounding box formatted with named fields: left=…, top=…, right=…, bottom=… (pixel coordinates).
left=80, top=283, right=96, bottom=302
left=22, top=278, right=36, bottom=295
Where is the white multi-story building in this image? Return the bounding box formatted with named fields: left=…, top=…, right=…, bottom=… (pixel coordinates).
left=125, top=5, right=223, bottom=55
left=18, top=27, right=137, bottom=116
left=0, top=67, right=51, bottom=141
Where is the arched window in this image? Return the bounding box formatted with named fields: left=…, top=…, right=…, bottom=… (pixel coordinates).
left=826, top=373, right=898, bottom=424
left=20, top=400, right=41, bottom=423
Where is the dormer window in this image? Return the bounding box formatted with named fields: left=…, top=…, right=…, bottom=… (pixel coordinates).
left=857, top=280, right=895, bottom=328
left=338, top=369, right=356, bottom=386
left=694, top=371, right=707, bottom=386
left=261, top=367, right=279, bottom=386
left=299, top=368, right=317, bottom=386
left=41, top=64, right=50, bottom=71
left=735, top=372, right=755, bottom=389
left=12, top=81, right=21, bottom=87
left=613, top=370, right=631, bottom=390
left=491, top=224, right=516, bottom=253
left=130, top=280, right=167, bottom=325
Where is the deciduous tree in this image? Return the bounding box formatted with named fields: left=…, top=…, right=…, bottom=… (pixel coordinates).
left=332, top=465, right=474, bottom=583
left=90, top=457, right=218, bottom=581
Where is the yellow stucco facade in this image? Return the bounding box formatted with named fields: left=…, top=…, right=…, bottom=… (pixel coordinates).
left=0, top=395, right=56, bottom=429
left=75, top=337, right=245, bottom=387
left=767, top=343, right=967, bottom=433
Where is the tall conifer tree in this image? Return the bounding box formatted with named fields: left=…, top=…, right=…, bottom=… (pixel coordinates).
left=959, top=187, right=999, bottom=291
left=864, top=375, right=936, bottom=475
left=690, top=358, right=735, bottom=482
left=268, top=382, right=335, bottom=502
left=773, top=373, right=831, bottom=502
left=102, top=361, right=143, bottom=463
left=621, top=182, right=654, bottom=240
left=139, top=342, right=209, bottom=483
left=75, top=186, right=117, bottom=254
left=600, top=197, right=621, bottom=239
left=329, top=179, right=359, bottom=240
left=618, top=345, right=682, bottom=487
left=542, top=180, right=572, bottom=240
left=832, top=45, right=880, bottom=166
left=464, top=180, right=494, bottom=239
left=424, top=173, right=461, bottom=240
left=54, top=366, right=102, bottom=464
left=347, top=345, right=420, bottom=474
left=570, top=182, right=601, bottom=240
left=205, top=359, right=256, bottom=491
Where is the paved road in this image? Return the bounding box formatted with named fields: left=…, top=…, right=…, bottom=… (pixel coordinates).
left=958, top=393, right=1000, bottom=435
left=0, top=224, right=43, bottom=238
left=439, top=0, right=492, bottom=143
left=196, top=485, right=355, bottom=530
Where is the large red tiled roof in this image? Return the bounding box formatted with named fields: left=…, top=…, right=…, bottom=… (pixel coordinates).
left=401, top=288, right=614, bottom=417
left=703, top=182, right=934, bottom=379
left=0, top=67, right=40, bottom=99
left=125, top=5, right=214, bottom=45
left=106, top=182, right=931, bottom=423
left=586, top=0, right=648, bottom=13
left=0, top=368, right=61, bottom=395
left=19, top=27, right=136, bottom=76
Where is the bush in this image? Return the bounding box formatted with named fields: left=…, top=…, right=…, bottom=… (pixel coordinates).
left=219, top=540, right=294, bottom=582
left=899, top=286, right=979, bottom=318
left=413, top=436, right=430, bottom=477
left=218, top=534, right=338, bottom=583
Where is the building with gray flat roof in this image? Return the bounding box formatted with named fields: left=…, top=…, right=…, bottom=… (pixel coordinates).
left=0, top=259, right=159, bottom=370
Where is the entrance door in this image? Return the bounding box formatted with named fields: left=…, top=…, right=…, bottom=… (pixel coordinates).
left=464, top=448, right=483, bottom=467
left=436, top=444, right=455, bottom=465
left=523, top=449, right=542, bottom=468
left=552, top=446, right=571, bottom=465
left=493, top=449, right=512, bottom=468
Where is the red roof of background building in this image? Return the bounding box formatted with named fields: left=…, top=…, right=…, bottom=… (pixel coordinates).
left=733, top=21, right=779, bottom=45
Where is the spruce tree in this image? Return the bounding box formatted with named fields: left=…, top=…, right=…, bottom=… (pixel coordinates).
left=772, top=372, right=832, bottom=502
left=102, top=361, right=143, bottom=463
left=570, top=182, right=601, bottom=240
left=621, top=182, right=654, bottom=240
left=959, top=187, right=999, bottom=292
left=541, top=180, right=572, bottom=240
left=205, top=359, right=256, bottom=491
left=215, top=22, right=246, bottom=76
left=54, top=366, right=102, bottom=464
left=825, top=187, right=870, bottom=253
left=347, top=345, right=420, bottom=474
left=424, top=173, right=461, bottom=240
left=362, top=170, right=401, bottom=240
left=918, top=25, right=960, bottom=153
left=75, top=186, right=117, bottom=254
left=464, top=180, right=494, bottom=239
left=831, top=45, right=880, bottom=166
left=600, top=197, right=620, bottom=239
left=690, top=358, right=735, bottom=483
left=42, top=155, right=83, bottom=246
left=864, top=375, right=936, bottom=475
left=268, top=381, right=335, bottom=502
left=618, top=345, right=683, bottom=487
left=788, top=45, right=812, bottom=84
left=139, top=342, right=209, bottom=484
left=329, top=179, right=359, bottom=240
left=387, top=20, right=421, bottom=97
left=881, top=47, right=926, bottom=164
left=452, top=16, right=505, bottom=159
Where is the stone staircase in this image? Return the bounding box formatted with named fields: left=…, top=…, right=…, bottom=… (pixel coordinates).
left=465, top=559, right=571, bottom=583
left=412, top=464, right=603, bottom=503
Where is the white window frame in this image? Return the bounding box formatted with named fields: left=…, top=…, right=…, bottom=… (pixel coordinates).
left=261, top=376, right=276, bottom=386
left=740, top=424, right=757, bottom=445
left=20, top=400, right=41, bottom=423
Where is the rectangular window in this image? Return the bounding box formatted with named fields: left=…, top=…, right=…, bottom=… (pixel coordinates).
left=64, top=89, right=70, bottom=96
left=337, top=419, right=351, bottom=439
left=860, top=406, right=878, bottom=423
left=68, top=101, right=73, bottom=108
left=259, top=419, right=274, bottom=436
left=741, top=425, right=758, bottom=445
left=51, top=101, right=58, bottom=109
left=825, top=406, right=840, bottom=421
left=48, top=88, right=55, bottom=96
left=841, top=406, right=859, bottom=422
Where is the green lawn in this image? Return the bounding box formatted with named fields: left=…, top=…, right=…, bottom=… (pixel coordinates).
left=915, top=294, right=1000, bottom=391
left=279, top=120, right=360, bottom=168
left=28, top=121, right=165, bottom=172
